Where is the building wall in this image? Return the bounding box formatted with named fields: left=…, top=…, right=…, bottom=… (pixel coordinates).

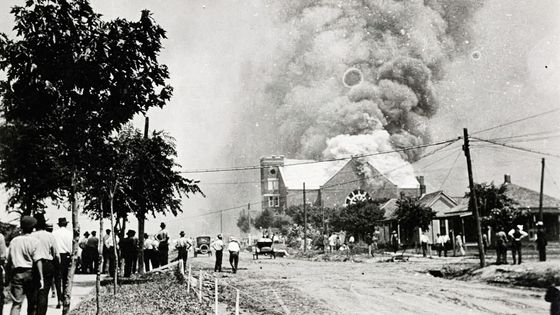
left=286, top=189, right=320, bottom=209
left=260, top=156, right=287, bottom=212
left=321, top=160, right=400, bottom=209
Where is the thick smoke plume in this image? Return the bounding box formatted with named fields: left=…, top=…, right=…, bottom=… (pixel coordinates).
left=260, top=0, right=482, bottom=167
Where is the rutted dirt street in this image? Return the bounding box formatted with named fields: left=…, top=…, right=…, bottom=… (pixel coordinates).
left=190, top=252, right=549, bottom=315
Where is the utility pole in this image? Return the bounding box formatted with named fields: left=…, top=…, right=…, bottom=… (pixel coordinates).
left=539, top=158, right=545, bottom=222
left=303, top=182, right=307, bottom=253
left=462, top=128, right=486, bottom=267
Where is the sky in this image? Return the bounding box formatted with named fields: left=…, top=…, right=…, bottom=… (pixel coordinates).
left=0, top=0, right=559, bottom=237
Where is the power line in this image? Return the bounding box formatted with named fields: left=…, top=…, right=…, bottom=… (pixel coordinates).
left=471, top=107, right=560, bottom=135
left=544, top=164, right=560, bottom=195
left=438, top=151, right=462, bottom=191
left=472, top=137, right=560, bottom=159
left=180, top=138, right=461, bottom=174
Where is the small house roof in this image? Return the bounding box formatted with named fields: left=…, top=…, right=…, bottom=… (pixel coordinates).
left=503, top=183, right=560, bottom=209
left=380, top=198, right=398, bottom=220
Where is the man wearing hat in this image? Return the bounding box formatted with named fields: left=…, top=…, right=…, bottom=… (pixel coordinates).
left=536, top=221, right=547, bottom=261
left=6, top=216, right=41, bottom=315
left=32, top=213, right=60, bottom=315
left=227, top=236, right=240, bottom=274
left=211, top=234, right=224, bottom=272
left=175, top=231, right=192, bottom=273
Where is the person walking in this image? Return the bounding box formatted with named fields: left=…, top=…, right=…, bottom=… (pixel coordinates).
left=175, top=231, right=192, bottom=273
left=508, top=225, right=528, bottom=264
left=7, top=216, right=41, bottom=315
left=120, top=230, right=138, bottom=277
left=420, top=233, right=429, bottom=257
left=52, top=217, right=72, bottom=309
left=157, top=222, right=169, bottom=266
left=87, top=231, right=99, bottom=274
left=32, top=213, right=60, bottom=315
left=212, top=234, right=224, bottom=272
left=455, top=233, right=465, bottom=256
left=102, top=229, right=111, bottom=273
left=536, top=221, right=547, bottom=262
left=228, top=236, right=240, bottom=273
left=495, top=227, right=508, bottom=265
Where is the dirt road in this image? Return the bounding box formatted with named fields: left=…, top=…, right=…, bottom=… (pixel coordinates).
left=190, top=252, right=549, bottom=315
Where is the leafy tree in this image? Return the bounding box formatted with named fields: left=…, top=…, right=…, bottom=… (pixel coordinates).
left=254, top=209, right=275, bottom=230
left=470, top=182, right=530, bottom=230
left=395, top=197, right=435, bottom=238
left=237, top=212, right=252, bottom=234
left=331, top=200, right=385, bottom=239
left=0, top=1, right=172, bottom=312
left=284, top=205, right=330, bottom=229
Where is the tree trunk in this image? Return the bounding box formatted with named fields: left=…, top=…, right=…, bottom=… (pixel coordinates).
left=63, top=171, right=80, bottom=315
left=109, top=193, right=118, bottom=295
left=138, top=213, right=145, bottom=274
left=96, top=198, right=104, bottom=314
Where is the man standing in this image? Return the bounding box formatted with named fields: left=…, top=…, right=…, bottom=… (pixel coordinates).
left=436, top=233, right=444, bottom=257
left=32, top=213, right=60, bottom=315
left=102, top=229, right=111, bottom=273
left=495, top=227, right=508, bottom=265
left=228, top=237, right=240, bottom=274
left=509, top=225, right=528, bottom=264
left=420, top=232, right=429, bottom=257
left=328, top=233, right=336, bottom=254
left=78, top=231, right=90, bottom=273
left=212, top=234, right=224, bottom=272
left=52, top=217, right=72, bottom=309
left=143, top=234, right=153, bottom=272
left=87, top=231, right=99, bottom=274
left=455, top=233, right=465, bottom=256
left=175, top=231, right=192, bottom=273
left=157, top=222, right=169, bottom=266
left=120, top=230, right=138, bottom=277
left=536, top=221, right=547, bottom=262
left=104, top=229, right=118, bottom=278
left=7, top=216, right=41, bottom=315
left=391, top=230, right=399, bottom=253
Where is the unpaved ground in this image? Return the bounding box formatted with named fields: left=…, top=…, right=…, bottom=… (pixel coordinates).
left=190, top=252, right=549, bottom=315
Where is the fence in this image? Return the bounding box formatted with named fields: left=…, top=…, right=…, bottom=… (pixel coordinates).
left=176, top=260, right=287, bottom=315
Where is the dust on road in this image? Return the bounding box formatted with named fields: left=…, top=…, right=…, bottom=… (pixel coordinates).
left=190, top=252, right=548, bottom=315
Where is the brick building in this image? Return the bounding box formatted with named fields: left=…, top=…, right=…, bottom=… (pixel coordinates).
left=260, top=155, right=422, bottom=212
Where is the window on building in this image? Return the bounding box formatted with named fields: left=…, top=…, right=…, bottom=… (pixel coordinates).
left=267, top=178, right=279, bottom=191
left=268, top=196, right=280, bottom=207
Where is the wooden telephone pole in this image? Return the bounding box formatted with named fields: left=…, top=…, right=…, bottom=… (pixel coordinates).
left=463, top=128, right=486, bottom=267
left=303, top=182, right=307, bottom=253
left=539, top=158, right=545, bottom=222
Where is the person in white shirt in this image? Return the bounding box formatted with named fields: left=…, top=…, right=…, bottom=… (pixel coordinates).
left=420, top=233, right=430, bottom=257
left=52, top=217, right=72, bottom=309
left=175, top=231, right=192, bottom=273
left=32, top=213, right=60, bottom=315
left=211, top=234, right=224, bottom=272
left=103, top=228, right=118, bottom=277
left=508, top=225, right=528, bottom=264
left=227, top=237, right=240, bottom=274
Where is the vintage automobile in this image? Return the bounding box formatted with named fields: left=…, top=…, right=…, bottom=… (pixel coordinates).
left=194, top=235, right=212, bottom=257
left=253, top=238, right=275, bottom=259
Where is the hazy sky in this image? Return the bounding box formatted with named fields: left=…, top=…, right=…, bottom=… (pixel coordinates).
left=0, top=0, right=559, bottom=237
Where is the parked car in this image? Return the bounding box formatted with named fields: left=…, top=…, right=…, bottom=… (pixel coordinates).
left=253, top=238, right=275, bottom=259
left=194, top=235, right=212, bottom=257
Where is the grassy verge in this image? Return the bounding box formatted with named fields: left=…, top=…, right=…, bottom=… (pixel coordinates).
left=70, top=271, right=212, bottom=315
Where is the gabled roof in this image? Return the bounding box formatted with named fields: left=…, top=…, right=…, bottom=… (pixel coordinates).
left=418, top=191, right=456, bottom=207
left=503, top=183, right=560, bottom=209
left=279, top=159, right=347, bottom=190
left=364, top=157, right=418, bottom=189
left=380, top=198, right=398, bottom=220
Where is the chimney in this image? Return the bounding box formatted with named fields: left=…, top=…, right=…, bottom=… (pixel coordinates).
left=416, top=176, right=426, bottom=196
left=504, top=174, right=511, bottom=184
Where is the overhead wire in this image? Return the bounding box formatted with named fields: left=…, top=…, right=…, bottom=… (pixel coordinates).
left=471, top=136, right=560, bottom=159
left=471, top=107, right=560, bottom=135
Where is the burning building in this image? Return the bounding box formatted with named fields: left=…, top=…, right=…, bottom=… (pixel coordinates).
left=260, top=155, right=424, bottom=211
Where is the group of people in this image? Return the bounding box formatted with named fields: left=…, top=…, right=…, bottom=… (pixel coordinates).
left=2, top=214, right=73, bottom=315
left=210, top=234, right=241, bottom=273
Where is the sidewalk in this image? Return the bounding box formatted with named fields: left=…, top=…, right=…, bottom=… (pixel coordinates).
left=3, top=274, right=97, bottom=315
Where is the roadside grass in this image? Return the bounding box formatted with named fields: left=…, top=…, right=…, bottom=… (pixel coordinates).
left=70, top=271, right=212, bottom=315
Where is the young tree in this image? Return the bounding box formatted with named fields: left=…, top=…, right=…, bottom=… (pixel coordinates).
left=254, top=209, right=275, bottom=230
left=237, top=212, right=252, bottom=234
left=395, top=197, right=435, bottom=240
left=0, top=2, right=172, bottom=313
left=285, top=205, right=330, bottom=229
left=331, top=200, right=385, bottom=239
